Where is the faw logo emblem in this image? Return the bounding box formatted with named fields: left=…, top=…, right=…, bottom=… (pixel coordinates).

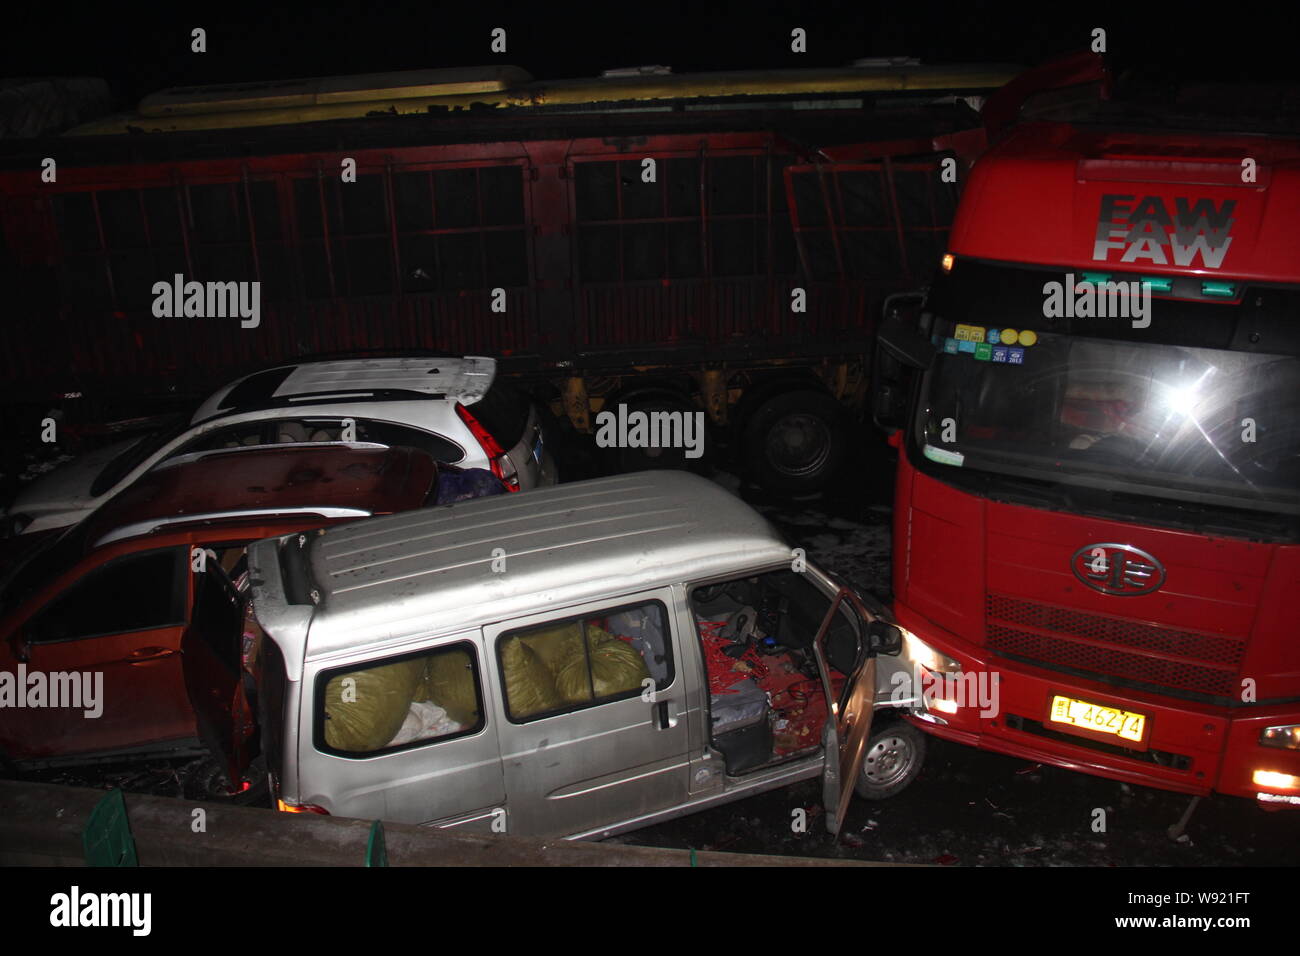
left=1071, top=543, right=1166, bottom=596
left=1092, top=194, right=1234, bottom=269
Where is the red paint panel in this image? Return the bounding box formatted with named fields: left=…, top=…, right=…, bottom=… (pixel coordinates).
left=899, top=459, right=986, bottom=642
left=950, top=122, right=1300, bottom=282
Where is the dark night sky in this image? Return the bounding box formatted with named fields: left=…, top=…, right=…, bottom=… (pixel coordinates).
left=3, top=1, right=1291, bottom=105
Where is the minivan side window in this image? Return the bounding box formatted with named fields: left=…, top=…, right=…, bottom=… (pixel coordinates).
left=317, top=643, right=484, bottom=756
left=29, top=548, right=186, bottom=643
left=497, top=600, right=672, bottom=722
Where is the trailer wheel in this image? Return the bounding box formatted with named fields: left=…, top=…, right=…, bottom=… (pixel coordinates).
left=854, top=720, right=925, bottom=800
left=613, top=394, right=711, bottom=474
left=743, top=390, right=846, bottom=494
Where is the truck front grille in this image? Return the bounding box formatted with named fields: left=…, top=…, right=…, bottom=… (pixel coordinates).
left=986, top=595, right=1246, bottom=699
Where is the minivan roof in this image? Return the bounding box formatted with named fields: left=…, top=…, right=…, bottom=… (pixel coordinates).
left=295, top=472, right=790, bottom=661
left=192, top=355, right=496, bottom=424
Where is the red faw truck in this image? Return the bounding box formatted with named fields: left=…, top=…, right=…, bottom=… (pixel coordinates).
left=874, top=91, right=1300, bottom=812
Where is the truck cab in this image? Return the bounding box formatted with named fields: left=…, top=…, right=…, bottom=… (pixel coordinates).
left=876, top=118, right=1300, bottom=806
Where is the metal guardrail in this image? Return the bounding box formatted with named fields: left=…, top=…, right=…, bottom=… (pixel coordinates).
left=0, top=779, right=913, bottom=867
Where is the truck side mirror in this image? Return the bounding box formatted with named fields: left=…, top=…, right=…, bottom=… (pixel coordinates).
left=878, top=308, right=936, bottom=371
left=872, top=294, right=934, bottom=432
left=867, top=620, right=903, bottom=656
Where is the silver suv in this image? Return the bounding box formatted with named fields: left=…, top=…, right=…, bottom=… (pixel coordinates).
left=5, top=356, right=556, bottom=535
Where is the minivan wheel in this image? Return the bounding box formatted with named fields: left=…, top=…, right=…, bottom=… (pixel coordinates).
left=854, top=721, right=925, bottom=800
left=743, top=390, right=846, bottom=495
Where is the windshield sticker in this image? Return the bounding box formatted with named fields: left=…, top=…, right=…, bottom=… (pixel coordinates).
left=943, top=338, right=1026, bottom=364
left=986, top=328, right=1036, bottom=347
left=923, top=444, right=965, bottom=467
left=1093, top=194, right=1235, bottom=269
left=954, top=323, right=986, bottom=342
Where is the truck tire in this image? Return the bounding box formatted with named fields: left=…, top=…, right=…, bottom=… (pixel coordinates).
left=743, top=390, right=846, bottom=495
left=613, top=394, right=711, bottom=474
left=854, top=720, right=925, bottom=800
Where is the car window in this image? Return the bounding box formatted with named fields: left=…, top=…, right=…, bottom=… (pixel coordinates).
left=690, top=570, right=859, bottom=675
left=29, top=548, right=186, bottom=642
left=217, top=417, right=466, bottom=462
left=289, top=418, right=465, bottom=462
left=497, top=600, right=670, bottom=722
left=90, top=417, right=191, bottom=495
left=469, top=382, right=531, bottom=450
left=171, top=423, right=268, bottom=457
left=189, top=557, right=244, bottom=676
left=316, top=643, right=484, bottom=756
left=167, top=418, right=464, bottom=462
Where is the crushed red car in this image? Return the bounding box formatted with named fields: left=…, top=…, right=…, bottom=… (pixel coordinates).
left=0, top=443, right=500, bottom=772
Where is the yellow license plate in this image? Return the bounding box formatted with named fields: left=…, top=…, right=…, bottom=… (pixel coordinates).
left=1048, top=695, right=1147, bottom=744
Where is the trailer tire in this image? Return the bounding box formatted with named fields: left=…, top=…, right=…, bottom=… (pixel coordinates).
left=854, top=720, right=925, bottom=800
left=743, top=390, right=846, bottom=495
left=612, top=393, right=711, bottom=475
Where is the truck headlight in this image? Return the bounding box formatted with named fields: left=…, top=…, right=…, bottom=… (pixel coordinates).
left=1260, top=725, right=1300, bottom=751
left=902, top=630, right=962, bottom=675
left=1253, top=770, right=1300, bottom=790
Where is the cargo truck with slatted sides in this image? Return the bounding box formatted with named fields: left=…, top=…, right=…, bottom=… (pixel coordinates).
left=0, top=60, right=1016, bottom=494
left=872, top=56, right=1300, bottom=810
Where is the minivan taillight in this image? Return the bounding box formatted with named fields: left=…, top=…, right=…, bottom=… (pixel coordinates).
left=277, top=798, right=330, bottom=815
left=455, top=402, right=520, bottom=492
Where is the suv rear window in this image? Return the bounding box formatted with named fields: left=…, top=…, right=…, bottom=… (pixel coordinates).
left=218, top=367, right=294, bottom=413
left=467, top=382, right=531, bottom=450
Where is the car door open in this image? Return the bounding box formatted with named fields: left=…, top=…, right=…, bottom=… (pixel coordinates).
left=811, top=587, right=901, bottom=838
left=182, top=552, right=257, bottom=794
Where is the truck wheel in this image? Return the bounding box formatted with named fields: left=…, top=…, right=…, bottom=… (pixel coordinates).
left=743, top=390, right=846, bottom=495
left=854, top=720, right=925, bottom=800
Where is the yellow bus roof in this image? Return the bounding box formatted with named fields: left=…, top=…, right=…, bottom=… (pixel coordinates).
left=66, top=63, right=1019, bottom=136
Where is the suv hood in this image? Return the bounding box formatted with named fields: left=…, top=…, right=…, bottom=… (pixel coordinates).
left=5, top=436, right=141, bottom=534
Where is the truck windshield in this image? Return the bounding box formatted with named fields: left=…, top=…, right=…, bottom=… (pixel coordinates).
left=913, top=263, right=1300, bottom=519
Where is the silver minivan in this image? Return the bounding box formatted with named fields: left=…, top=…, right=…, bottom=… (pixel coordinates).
left=193, top=472, right=934, bottom=839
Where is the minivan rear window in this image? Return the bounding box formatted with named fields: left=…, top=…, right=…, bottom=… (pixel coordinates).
left=315, top=643, right=484, bottom=757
